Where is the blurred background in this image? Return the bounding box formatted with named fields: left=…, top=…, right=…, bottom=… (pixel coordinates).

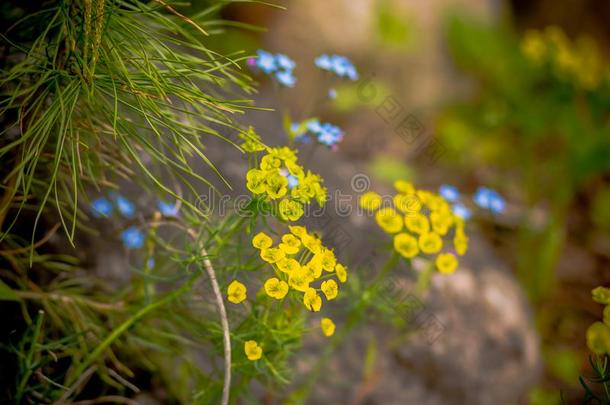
left=205, top=0, right=610, bottom=403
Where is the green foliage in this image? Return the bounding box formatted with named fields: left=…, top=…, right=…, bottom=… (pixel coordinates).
left=367, top=156, right=414, bottom=185
left=374, top=0, right=415, bottom=51
left=0, top=0, right=265, bottom=402
left=0, top=0, right=254, bottom=247
left=441, top=14, right=610, bottom=401
left=441, top=15, right=610, bottom=300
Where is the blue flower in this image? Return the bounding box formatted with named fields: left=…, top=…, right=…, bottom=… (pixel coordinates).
left=158, top=200, right=179, bottom=217
left=91, top=198, right=113, bottom=218
left=121, top=226, right=144, bottom=249
left=276, top=70, right=296, bottom=87
left=294, top=119, right=344, bottom=147
left=452, top=203, right=472, bottom=220
left=345, top=64, right=358, bottom=81
left=314, top=54, right=358, bottom=80
left=306, top=119, right=322, bottom=133
left=328, top=88, right=337, bottom=99
left=314, top=54, right=333, bottom=70
left=256, top=49, right=277, bottom=73
left=439, top=184, right=460, bottom=202
left=488, top=192, right=506, bottom=214
left=147, top=257, right=155, bottom=269
left=114, top=194, right=135, bottom=219
left=287, top=175, right=299, bottom=189
left=251, top=50, right=298, bottom=87
left=330, top=55, right=349, bottom=76
left=316, top=123, right=344, bottom=146
left=473, top=187, right=505, bottom=214
left=276, top=53, right=296, bottom=71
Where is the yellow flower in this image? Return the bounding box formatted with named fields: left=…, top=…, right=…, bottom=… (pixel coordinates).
left=394, top=180, right=415, bottom=194
left=270, top=146, right=297, bottom=162
left=289, top=225, right=308, bottom=238
left=227, top=280, right=247, bottom=304
left=278, top=198, right=304, bottom=222
left=604, top=305, right=610, bottom=326
left=279, top=233, right=301, bottom=254
left=277, top=258, right=300, bottom=274
left=404, top=213, right=430, bottom=234
left=244, top=340, right=263, bottom=361
left=292, top=172, right=322, bottom=203
left=592, top=287, right=610, bottom=305
left=285, top=159, right=304, bottom=177
left=302, top=264, right=319, bottom=282
left=416, top=190, right=434, bottom=206
left=321, top=279, right=339, bottom=300
left=260, top=248, right=285, bottom=264
left=260, top=154, right=281, bottom=171
left=430, top=211, right=453, bottom=235
left=425, top=195, right=446, bottom=212
left=335, top=263, right=348, bottom=283
left=435, top=253, right=458, bottom=274
left=393, top=233, right=419, bottom=259
left=394, top=193, right=421, bottom=214
left=246, top=169, right=266, bottom=194
left=418, top=232, right=443, bottom=254
left=454, top=231, right=469, bottom=256
left=320, top=318, right=336, bottom=337
left=264, top=277, right=289, bottom=299
left=359, top=191, right=382, bottom=211
left=304, top=257, right=323, bottom=280
left=289, top=268, right=310, bottom=292
left=312, top=182, right=327, bottom=206
left=265, top=173, right=288, bottom=199
left=319, top=249, right=336, bottom=272
left=375, top=207, right=403, bottom=234
left=303, top=287, right=322, bottom=312
left=302, top=233, right=322, bottom=254
left=587, top=322, right=610, bottom=355
left=252, top=231, right=273, bottom=250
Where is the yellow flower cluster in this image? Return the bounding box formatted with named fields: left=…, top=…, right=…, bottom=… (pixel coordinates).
left=586, top=287, right=610, bottom=355
left=359, top=180, right=468, bottom=274
left=246, top=147, right=327, bottom=222
left=521, top=27, right=605, bottom=90
left=251, top=226, right=347, bottom=312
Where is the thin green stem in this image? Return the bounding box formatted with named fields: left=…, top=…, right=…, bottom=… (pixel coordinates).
left=16, top=310, right=45, bottom=403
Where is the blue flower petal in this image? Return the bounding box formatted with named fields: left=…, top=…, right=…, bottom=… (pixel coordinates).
left=276, top=53, right=296, bottom=71
left=439, top=184, right=460, bottom=203
left=121, top=226, right=144, bottom=249
left=158, top=200, right=179, bottom=217
left=452, top=203, right=472, bottom=220
left=488, top=192, right=506, bottom=214
left=276, top=70, right=296, bottom=87
left=256, top=49, right=277, bottom=73
left=115, top=195, right=136, bottom=219
left=314, top=54, right=333, bottom=70
left=287, top=175, right=299, bottom=189
left=473, top=187, right=492, bottom=209
left=91, top=198, right=113, bottom=218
